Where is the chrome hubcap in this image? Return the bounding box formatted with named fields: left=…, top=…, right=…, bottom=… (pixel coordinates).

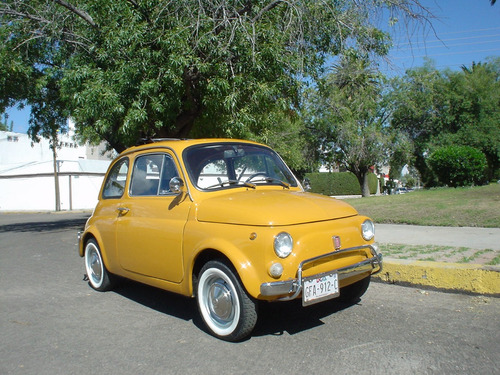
left=87, top=246, right=102, bottom=284
left=208, top=280, right=234, bottom=323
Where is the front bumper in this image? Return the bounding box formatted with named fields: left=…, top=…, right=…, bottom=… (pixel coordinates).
left=260, top=244, right=382, bottom=300
left=77, top=231, right=84, bottom=257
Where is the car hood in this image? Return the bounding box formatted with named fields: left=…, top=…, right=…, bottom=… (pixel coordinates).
left=196, top=190, right=358, bottom=226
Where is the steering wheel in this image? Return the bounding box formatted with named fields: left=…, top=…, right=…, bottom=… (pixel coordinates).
left=245, top=172, right=268, bottom=183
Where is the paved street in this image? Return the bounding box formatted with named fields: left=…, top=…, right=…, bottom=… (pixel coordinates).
left=1, top=212, right=499, bottom=374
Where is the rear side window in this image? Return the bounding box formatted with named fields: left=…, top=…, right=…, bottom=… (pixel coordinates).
left=102, top=158, right=129, bottom=199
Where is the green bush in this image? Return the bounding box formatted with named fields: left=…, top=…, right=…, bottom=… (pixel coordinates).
left=305, top=172, right=379, bottom=195
left=427, top=146, right=487, bottom=187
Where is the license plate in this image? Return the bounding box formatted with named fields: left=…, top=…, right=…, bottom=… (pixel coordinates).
left=302, top=272, right=339, bottom=306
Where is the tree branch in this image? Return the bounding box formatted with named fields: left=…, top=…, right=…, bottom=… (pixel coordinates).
left=252, top=0, right=286, bottom=22
left=0, top=9, right=48, bottom=24
left=52, top=0, right=96, bottom=27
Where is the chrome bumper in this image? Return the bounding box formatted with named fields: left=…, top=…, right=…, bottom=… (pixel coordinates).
left=77, top=231, right=83, bottom=256
left=260, top=244, right=383, bottom=300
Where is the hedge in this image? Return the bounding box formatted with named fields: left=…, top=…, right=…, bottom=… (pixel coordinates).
left=305, top=172, right=379, bottom=196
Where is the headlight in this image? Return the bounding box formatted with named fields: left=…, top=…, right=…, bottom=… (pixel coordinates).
left=274, top=232, right=293, bottom=258
left=361, top=219, right=375, bottom=241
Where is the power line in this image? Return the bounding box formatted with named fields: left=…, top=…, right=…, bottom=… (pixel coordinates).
left=395, top=33, right=500, bottom=48
left=394, top=39, right=500, bottom=52
left=392, top=48, right=500, bottom=60
left=395, top=26, right=500, bottom=43
left=423, top=26, right=500, bottom=37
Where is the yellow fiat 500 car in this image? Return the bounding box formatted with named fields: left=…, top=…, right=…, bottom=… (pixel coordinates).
left=78, top=138, right=382, bottom=341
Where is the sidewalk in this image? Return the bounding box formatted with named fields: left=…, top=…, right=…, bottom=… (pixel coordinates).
left=376, top=224, right=500, bottom=252
left=374, top=224, right=500, bottom=296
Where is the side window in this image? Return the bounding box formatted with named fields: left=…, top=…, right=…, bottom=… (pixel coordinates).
left=102, top=158, right=129, bottom=199
left=130, top=154, right=179, bottom=196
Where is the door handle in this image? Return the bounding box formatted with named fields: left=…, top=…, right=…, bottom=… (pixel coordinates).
left=117, top=207, right=130, bottom=216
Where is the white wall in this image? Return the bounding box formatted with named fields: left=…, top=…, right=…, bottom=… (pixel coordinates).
left=0, top=129, right=113, bottom=211
left=0, top=174, right=105, bottom=211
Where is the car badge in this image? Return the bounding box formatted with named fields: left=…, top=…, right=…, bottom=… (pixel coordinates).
left=333, top=235, right=341, bottom=250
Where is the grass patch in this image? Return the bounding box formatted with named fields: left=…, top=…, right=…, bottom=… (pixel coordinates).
left=379, top=244, right=457, bottom=258
left=458, top=249, right=494, bottom=263
left=346, top=184, right=500, bottom=228
left=487, top=255, right=500, bottom=266
left=379, top=243, right=500, bottom=265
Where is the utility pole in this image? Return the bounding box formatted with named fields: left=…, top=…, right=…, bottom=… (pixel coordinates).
left=51, top=135, right=61, bottom=211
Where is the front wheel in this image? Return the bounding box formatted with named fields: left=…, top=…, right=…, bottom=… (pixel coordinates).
left=84, top=239, right=114, bottom=291
left=196, top=260, right=257, bottom=341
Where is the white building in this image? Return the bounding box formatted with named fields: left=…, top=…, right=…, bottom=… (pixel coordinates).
left=0, top=127, right=115, bottom=211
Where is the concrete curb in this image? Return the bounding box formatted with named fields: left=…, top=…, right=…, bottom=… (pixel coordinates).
left=374, top=259, right=500, bottom=296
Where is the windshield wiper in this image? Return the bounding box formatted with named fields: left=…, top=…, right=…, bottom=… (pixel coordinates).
left=205, top=179, right=256, bottom=189
left=251, top=177, right=291, bottom=189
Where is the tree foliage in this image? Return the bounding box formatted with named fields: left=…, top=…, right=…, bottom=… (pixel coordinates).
left=389, top=58, right=500, bottom=185
left=0, top=0, right=431, bottom=162
left=302, top=53, right=391, bottom=196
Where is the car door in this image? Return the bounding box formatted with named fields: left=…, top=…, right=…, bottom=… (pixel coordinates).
left=115, top=152, right=191, bottom=283
left=93, top=156, right=130, bottom=270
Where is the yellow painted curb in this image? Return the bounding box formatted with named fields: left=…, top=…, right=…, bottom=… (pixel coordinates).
left=373, top=259, right=500, bottom=295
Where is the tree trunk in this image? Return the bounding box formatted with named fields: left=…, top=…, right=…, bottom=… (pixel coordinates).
left=51, top=141, right=61, bottom=211
left=361, top=173, right=370, bottom=197
left=354, top=171, right=371, bottom=197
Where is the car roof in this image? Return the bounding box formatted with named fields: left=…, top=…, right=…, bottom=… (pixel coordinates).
left=118, top=138, right=264, bottom=157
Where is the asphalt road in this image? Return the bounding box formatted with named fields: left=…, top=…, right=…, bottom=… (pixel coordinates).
left=1, top=212, right=499, bottom=375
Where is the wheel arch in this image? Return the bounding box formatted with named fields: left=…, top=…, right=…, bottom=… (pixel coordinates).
left=189, top=245, right=261, bottom=299
left=79, top=230, right=113, bottom=273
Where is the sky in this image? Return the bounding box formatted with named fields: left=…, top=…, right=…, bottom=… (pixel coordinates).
left=4, top=0, right=500, bottom=134
left=380, top=0, right=500, bottom=76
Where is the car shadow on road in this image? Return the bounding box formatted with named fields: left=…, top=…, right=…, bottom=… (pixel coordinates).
left=110, top=277, right=359, bottom=340
left=253, top=298, right=359, bottom=337
left=0, top=216, right=89, bottom=233
left=112, top=278, right=198, bottom=323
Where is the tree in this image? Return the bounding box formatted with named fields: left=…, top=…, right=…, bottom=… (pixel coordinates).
left=1, top=0, right=432, bottom=159
left=443, top=60, right=500, bottom=180
left=388, top=60, right=445, bottom=186
left=389, top=58, right=500, bottom=185
left=1, top=113, right=8, bottom=131
left=303, top=53, right=390, bottom=197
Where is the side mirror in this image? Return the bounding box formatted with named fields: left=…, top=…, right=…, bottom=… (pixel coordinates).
left=302, top=178, right=311, bottom=192
left=169, top=177, right=185, bottom=194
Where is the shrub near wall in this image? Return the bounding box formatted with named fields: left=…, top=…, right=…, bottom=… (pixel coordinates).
left=305, top=172, right=379, bottom=196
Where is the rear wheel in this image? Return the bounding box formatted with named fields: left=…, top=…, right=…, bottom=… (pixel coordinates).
left=84, top=239, right=114, bottom=291
left=338, top=276, right=371, bottom=303
left=197, top=260, right=257, bottom=341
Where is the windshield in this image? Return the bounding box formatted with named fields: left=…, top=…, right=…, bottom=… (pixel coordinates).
left=184, top=143, right=298, bottom=190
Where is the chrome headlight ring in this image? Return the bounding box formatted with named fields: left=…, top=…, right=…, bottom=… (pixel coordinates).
left=274, top=232, right=293, bottom=258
